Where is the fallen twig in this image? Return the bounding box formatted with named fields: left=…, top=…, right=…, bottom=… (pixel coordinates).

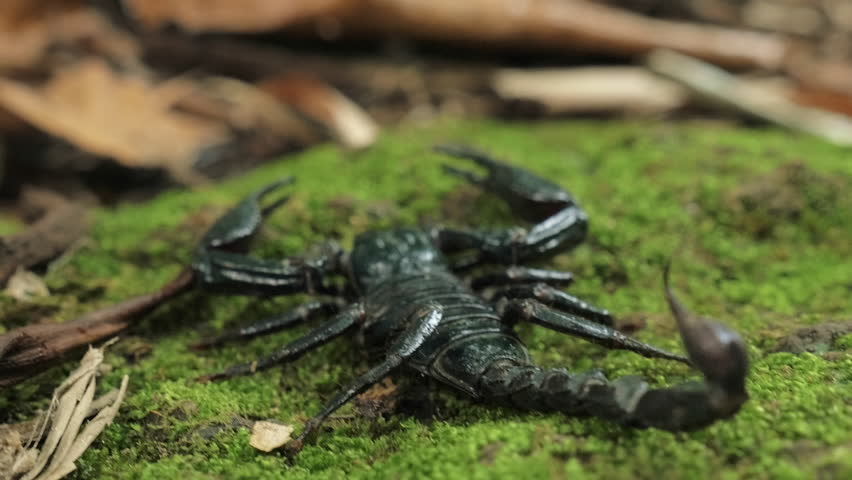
left=786, top=56, right=852, bottom=99
left=0, top=0, right=139, bottom=72
left=492, top=67, right=688, bottom=114
left=0, top=268, right=194, bottom=388
left=647, top=49, right=852, bottom=146
left=142, top=34, right=496, bottom=121
left=259, top=73, right=379, bottom=150
left=126, top=0, right=791, bottom=70
left=0, top=193, right=88, bottom=286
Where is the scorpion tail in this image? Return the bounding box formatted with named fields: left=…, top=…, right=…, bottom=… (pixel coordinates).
left=480, top=267, right=749, bottom=431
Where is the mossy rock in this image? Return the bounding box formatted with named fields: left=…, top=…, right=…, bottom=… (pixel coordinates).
left=2, top=119, right=851, bottom=479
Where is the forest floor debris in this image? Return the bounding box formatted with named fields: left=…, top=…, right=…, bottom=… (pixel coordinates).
left=0, top=341, right=128, bottom=480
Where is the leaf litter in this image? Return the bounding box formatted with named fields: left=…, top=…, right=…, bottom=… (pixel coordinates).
left=0, top=340, right=129, bottom=480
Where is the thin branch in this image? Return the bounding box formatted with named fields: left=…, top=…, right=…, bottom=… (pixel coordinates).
left=647, top=50, right=852, bottom=146
left=0, top=198, right=88, bottom=285
left=0, top=268, right=194, bottom=388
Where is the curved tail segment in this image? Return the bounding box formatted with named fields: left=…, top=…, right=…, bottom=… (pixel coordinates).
left=480, top=265, right=749, bottom=431
left=432, top=145, right=588, bottom=269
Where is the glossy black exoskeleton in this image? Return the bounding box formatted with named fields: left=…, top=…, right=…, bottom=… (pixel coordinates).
left=191, top=145, right=749, bottom=454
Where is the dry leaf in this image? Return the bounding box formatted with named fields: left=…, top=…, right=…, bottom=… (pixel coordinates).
left=647, top=49, right=852, bottom=146
left=124, top=0, right=353, bottom=33
left=0, top=59, right=229, bottom=184
left=4, top=268, right=50, bottom=301
left=249, top=421, right=294, bottom=452
left=0, top=0, right=139, bottom=71
left=9, top=342, right=129, bottom=480
left=126, top=0, right=789, bottom=70
left=259, top=74, right=378, bottom=150
left=191, top=77, right=318, bottom=142
left=1, top=423, right=29, bottom=480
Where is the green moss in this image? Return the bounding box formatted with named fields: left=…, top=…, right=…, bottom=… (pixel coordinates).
left=0, top=217, right=22, bottom=236
left=836, top=334, right=852, bottom=351
left=2, top=119, right=851, bottom=479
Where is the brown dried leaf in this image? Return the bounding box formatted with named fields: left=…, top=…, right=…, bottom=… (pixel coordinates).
left=259, top=73, right=378, bottom=150
left=0, top=60, right=229, bottom=184
left=193, top=77, right=318, bottom=142
left=124, top=0, right=353, bottom=33
left=0, top=0, right=139, bottom=72
left=128, top=0, right=790, bottom=70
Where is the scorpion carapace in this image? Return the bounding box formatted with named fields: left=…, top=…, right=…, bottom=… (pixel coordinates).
left=191, top=145, right=749, bottom=454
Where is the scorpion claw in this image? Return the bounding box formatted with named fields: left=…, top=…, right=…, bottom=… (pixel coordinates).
left=200, top=176, right=295, bottom=250
left=434, top=143, right=577, bottom=222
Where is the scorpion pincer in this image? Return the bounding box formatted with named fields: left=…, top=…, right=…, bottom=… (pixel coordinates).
left=190, top=145, right=749, bottom=454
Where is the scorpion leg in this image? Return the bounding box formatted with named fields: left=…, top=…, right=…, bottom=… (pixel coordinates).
left=492, top=283, right=613, bottom=326
left=470, top=267, right=574, bottom=290
left=286, top=304, right=443, bottom=454
left=196, top=304, right=365, bottom=382
left=193, top=178, right=342, bottom=296
left=433, top=144, right=587, bottom=268
left=502, top=298, right=687, bottom=363
left=192, top=300, right=344, bottom=350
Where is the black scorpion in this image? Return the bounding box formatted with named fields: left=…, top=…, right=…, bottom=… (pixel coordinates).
left=191, top=145, right=749, bottom=454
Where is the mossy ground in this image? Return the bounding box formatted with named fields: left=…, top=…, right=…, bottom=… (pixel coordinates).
left=2, top=119, right=851, bottom=479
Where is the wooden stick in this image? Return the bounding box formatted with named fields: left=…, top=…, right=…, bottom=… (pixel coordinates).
left=0, top=197, right=88, bottom=285
left=0, top=268, right=194, bottom=388
left=647, top=49, right=852, bottom=146
left=129, top=0, right=792, bottom=70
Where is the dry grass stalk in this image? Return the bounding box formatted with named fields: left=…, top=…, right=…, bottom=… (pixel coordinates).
left=2, top=342, right=129, bottom=480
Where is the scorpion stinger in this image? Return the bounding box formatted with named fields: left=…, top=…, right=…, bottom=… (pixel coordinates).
left=478, top=263, right=749, bottom=431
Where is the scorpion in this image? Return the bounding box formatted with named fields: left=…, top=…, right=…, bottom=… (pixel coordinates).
left=190, top=145, right=749, bottom=455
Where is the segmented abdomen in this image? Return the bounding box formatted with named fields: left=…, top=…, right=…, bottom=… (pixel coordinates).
left=363, top=272, right=531, bottom=396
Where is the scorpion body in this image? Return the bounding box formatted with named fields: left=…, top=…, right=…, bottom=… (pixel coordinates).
left=356, top=230, right=526, bottom=397
left=191, top=145, right=749, bottom=454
